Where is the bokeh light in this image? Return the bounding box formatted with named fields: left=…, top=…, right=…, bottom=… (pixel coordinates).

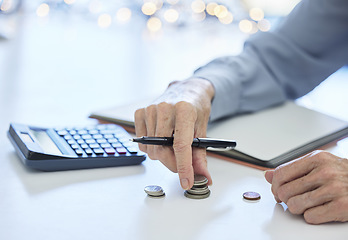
left=219, top=11, right=233, bottom=24
left=36, top=3, right=50, bottom=17
left=206, top=2, right=218, bottom=16
left=191, top=0, right=205, bottom=13
left=147, top=17, right=162, bottom=32
left=142, top=2, right=157, bottom=16
left=239, top=19, right=252, bottom=33
left=164, top=9, right=179, bottom=23
left=257, top=19, right=271, bottom=32
left=64, top=0, right=75, bottom=5
left=249, top=8, right=264, bottom=21
left=116, top=7, right=132, bottom=23
left=214, top=5, right=228, bottom=18
left=98, top=13, right=112, bottom=28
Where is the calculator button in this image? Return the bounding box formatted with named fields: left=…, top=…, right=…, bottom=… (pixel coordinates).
left=112, top=143, right=123, bottom=148
left=101, top=143, right=111, bottom=148
left=116, top=147, right=127, bottom=154
left=85, top=149, right=93, bottom=155
left=126, top=148, right=138, bottom=154
left=73, top=135, right=81, bottom=140
left=89, top=143, right=100, bottom=149
left=57, top=130, right=68, bottom=136
left=69, top=130, right=77, bottom=135
left=122, top=142, right=136, bottom=148
left=78, top=130, right=88, bottom=135
left=81, top=144, right=89, bottom=149
left=103, top=134, right=114, bottom=139
left=77, top=139, right=85, bottom=144
left=88, top=130, right=99, bottom=135
left=82, top=134, right=92, bottom=139
left=75, top=149, right=84, bottom=156
left=71, top=144, right=80, bottom=149
left=104, top=148, right=116, bottom=155
left=67, top=139, right=75, bottom=145
left=97, top=139, right=107, bottom=144
left=93, top=148, right=105, bottom=155
left=85, top=139, right=96, bottom=144
left=64, top=135, right=72, bottom=140
left=92, top=134, right=103, bottom=139
left=107, top=138, right=118, bottom=143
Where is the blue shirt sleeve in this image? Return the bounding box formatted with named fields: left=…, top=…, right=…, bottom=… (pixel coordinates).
left=193, top=0, right=348, bottom=121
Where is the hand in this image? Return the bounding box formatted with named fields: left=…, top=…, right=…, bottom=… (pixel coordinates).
left=134, top=78, right=215, bottom=190
left=264, top=150, right=348, bottom=224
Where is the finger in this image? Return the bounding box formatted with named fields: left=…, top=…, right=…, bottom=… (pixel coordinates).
left=192, top=147, right=212, bottom=185
left=144, top=104, right=157, bottom=159
left=154, top=102, right=176, bottom=171
left=276, top=170, right=321, bottom=203
left=264, top=170, right=274, bottom=184
left=303, top=197, right=348, bottom=224
left=134, top=108, right=147, bottom=153
left=272, top=151, right=323, bottom=199
left=192, top=117, right=212, bottom=185
left=173, top=102, right=196, bottom=190
left=286, top=185, right=333, bottom=215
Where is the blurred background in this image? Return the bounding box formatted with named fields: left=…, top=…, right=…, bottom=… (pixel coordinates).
left=1, top=0, right=348, bottom=155
left=0, top=0, right=310, bottom=129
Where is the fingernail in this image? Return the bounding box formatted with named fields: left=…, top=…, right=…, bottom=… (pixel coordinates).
left=180, top=178, right=189, bottom=190
left=263, top=170, right=269, bottom=177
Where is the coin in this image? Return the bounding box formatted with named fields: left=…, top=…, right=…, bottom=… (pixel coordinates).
left=144, top=185, right=165, bottom=197
left=193, top=174, right=208, bottom=186
left=184, top=190, right=211, bottom=199
left=186, top=186, right=210, bottom=195
left=243, top=191, right=261, bottom=201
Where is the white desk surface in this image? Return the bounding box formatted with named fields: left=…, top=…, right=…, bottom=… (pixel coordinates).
left=1, top=11, right=348, bottom=240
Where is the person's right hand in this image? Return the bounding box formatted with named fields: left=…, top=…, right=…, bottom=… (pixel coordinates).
left=134, top=78, right=215, bottom=190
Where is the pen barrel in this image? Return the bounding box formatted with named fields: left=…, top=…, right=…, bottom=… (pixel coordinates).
left=192, top=138, right=236, bottom=148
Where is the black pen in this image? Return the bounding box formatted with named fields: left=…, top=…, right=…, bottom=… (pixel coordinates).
left=131, top=136, right=236, bottom=149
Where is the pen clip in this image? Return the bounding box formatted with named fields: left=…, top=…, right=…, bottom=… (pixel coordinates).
left=206, top=146, right=235, bottom=152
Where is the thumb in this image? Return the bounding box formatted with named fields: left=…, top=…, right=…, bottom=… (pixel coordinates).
left=264, top=170, right=274, bottom=184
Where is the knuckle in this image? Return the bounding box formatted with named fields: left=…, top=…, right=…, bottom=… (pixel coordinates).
left=173, top=141, right=191, bottom=153
left=314, top=150, right=332, bottom=163
left=175, top=101, right=197, bottom=119
left=157, top=102, right=174, bottom=113
left=328, top=181, right=344, bottom=194
left=134, top=108, right=144, bottom=119
left=145, top=104, right=157, bottom=116
left=318, top=167, right=337, bottom=181
left=287, top=197, right=303, bottom=215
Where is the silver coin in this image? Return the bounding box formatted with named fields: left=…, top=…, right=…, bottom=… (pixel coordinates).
left=184, top=190, right=210, bottom=199
left=193, top=174, right=208, bottom=186
left=186, top=186, right=210, bottom=195
left=144, top=185, right=165, bottom=197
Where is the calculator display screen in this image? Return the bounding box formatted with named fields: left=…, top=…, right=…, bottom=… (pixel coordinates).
left=30, top=129, right=63, bottom=156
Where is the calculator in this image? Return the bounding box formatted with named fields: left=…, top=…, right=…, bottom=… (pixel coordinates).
left=8, top=123, right=146, bottom=171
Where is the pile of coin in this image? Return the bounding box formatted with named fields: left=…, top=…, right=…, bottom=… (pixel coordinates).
left=144, top=185, right=165, bottom=198
left=184, top=174, right=210, bottom=199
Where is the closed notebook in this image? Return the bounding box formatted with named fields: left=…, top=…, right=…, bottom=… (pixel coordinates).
left=90, top=100, right=348, bottom=168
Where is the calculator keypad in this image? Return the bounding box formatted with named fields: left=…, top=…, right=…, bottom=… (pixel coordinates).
left=56, top=124, right=139, bottom=158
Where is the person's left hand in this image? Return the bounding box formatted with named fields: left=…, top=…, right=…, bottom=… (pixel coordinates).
left=264, top=150, right=348, bottom=224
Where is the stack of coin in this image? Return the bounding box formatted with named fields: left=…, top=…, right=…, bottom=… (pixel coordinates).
left=144, top=185, right=165, bottom=198
left=184, top=175, right=210, bottom=199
